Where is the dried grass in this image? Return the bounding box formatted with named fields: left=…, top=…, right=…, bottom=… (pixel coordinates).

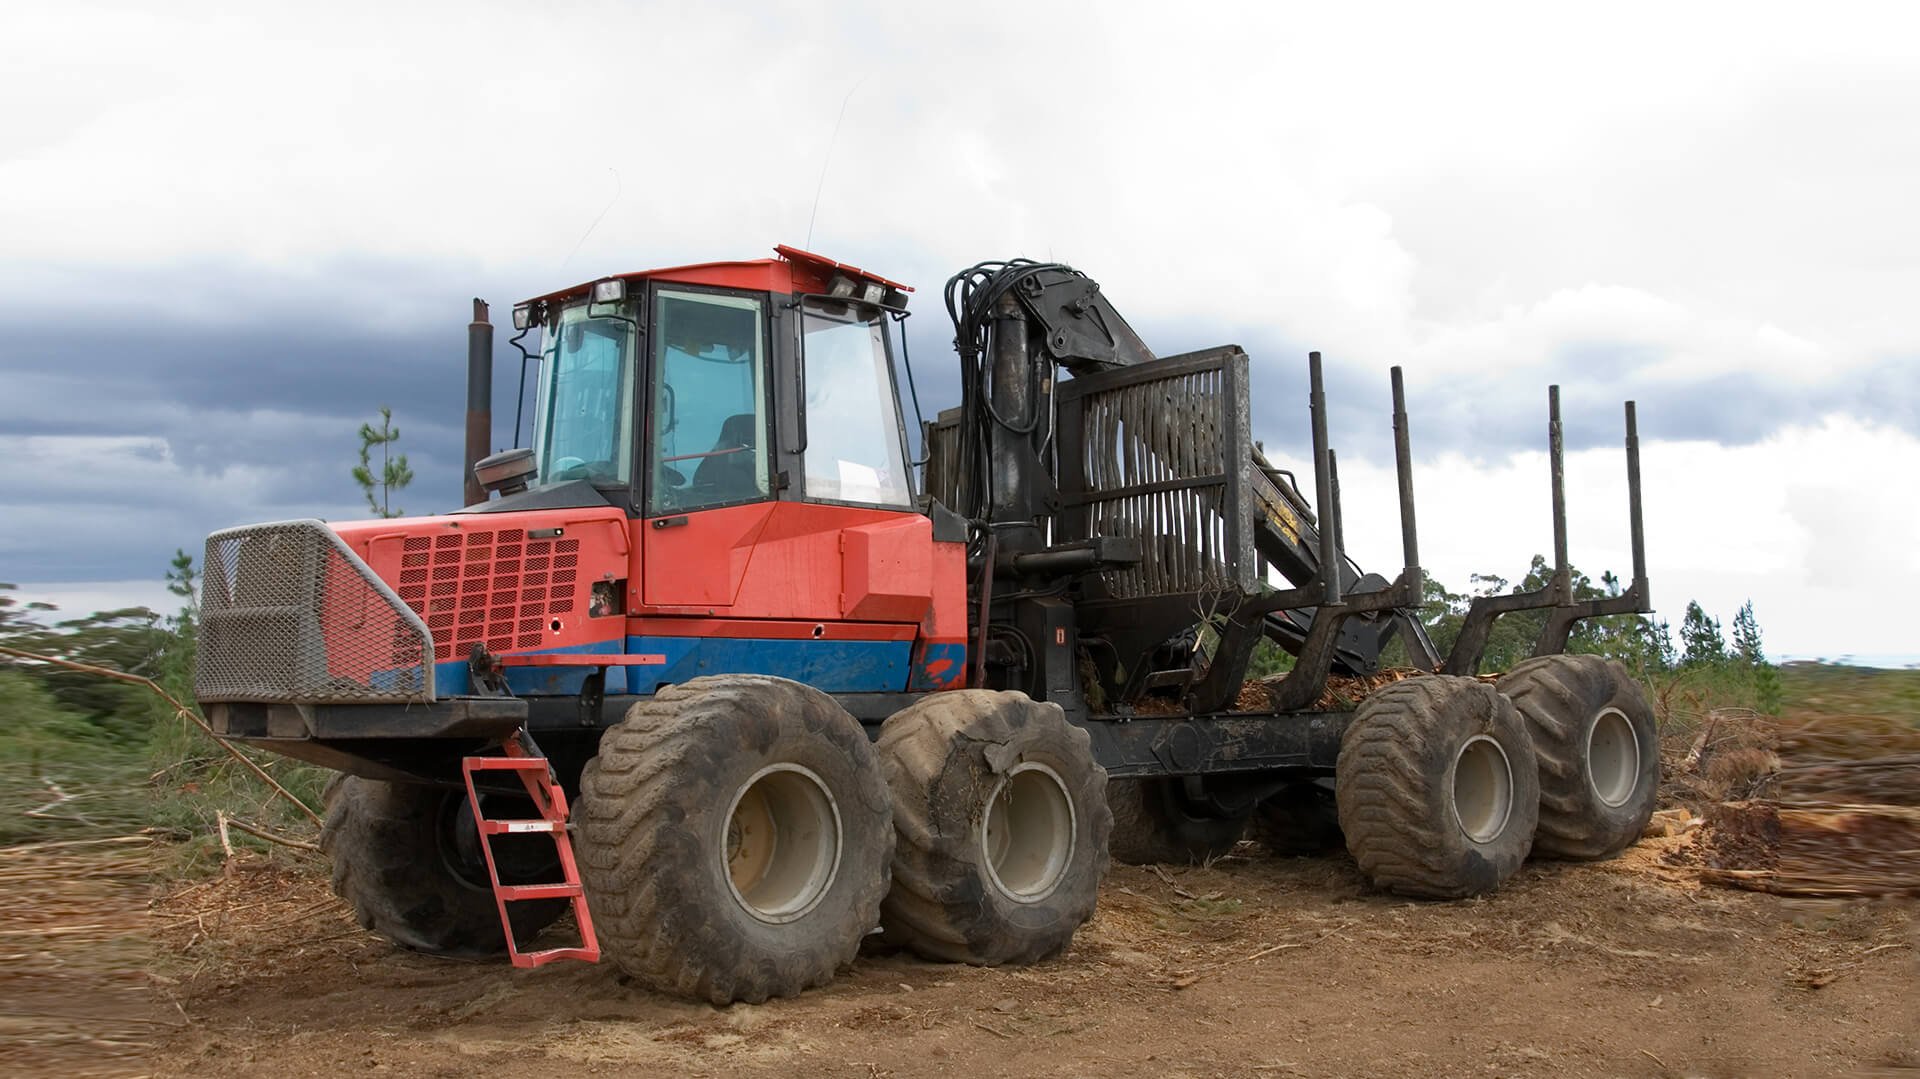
left=0, top=835, right=164, bottom=1078
left=149, top=856, right=372, bottom=986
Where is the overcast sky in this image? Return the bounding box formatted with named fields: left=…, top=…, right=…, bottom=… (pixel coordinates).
left=3, top=1, right=1916, bottom=664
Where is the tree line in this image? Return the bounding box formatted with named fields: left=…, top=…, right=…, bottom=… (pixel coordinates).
left=1397, top=555, right=1782, bottom=712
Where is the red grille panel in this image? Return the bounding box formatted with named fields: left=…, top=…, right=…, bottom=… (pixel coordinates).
left=395, top=530, right=582, bottom=662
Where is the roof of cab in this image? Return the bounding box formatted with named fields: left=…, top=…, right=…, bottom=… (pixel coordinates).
left=519, top=244, right=912, bottom=308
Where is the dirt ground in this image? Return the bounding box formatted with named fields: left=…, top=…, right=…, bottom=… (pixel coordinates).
left=8, top=694, right=1912, bottom=1079
left=73, top=829, right=1903, bottom=1079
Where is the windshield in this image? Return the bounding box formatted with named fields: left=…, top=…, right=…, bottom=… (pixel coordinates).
left=801, top=303, right=912, bottom=506
left=532, top=303, right=635, bottom=485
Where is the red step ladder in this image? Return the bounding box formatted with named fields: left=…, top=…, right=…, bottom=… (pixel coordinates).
left=460, top=730, right=600, bottom=968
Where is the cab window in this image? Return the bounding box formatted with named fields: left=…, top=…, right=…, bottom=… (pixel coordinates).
left=533, top=305, right=634, bottom=485
left=648, top=290, right=769, bottom=514
left=801, top=304, right=912, bottom=506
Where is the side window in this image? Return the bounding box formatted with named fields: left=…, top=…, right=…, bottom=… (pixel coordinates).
left=649, top=290, right=769, bottom=515
left=801, top=305, right=913, bottom=506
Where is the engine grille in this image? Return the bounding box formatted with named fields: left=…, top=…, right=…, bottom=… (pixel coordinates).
left=395, top=529, right=581, bottom=663
left=196, top=520, right=434, bottom=704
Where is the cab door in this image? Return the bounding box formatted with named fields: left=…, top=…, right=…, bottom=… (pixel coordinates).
left=638, top=286, right=777, bottom=611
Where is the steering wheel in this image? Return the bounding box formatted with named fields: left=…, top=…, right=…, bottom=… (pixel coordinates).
left=549, top=457, right=615, bottom=482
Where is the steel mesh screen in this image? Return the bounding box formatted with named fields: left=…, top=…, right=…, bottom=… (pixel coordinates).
left=922, top=409, right=963, bottom=512
left=196, top=520, right=435, bottom=703
left=1056, top=349, right=1256, bottom=598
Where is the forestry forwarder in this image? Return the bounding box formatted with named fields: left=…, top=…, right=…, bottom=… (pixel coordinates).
left=194, top=245, right=1658, bottom=1004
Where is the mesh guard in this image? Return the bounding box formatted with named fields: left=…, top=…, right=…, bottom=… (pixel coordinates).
left=195, top=520, right=436, bottom=704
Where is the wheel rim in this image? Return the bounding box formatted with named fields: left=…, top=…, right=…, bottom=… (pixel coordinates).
left=981, top=763, right=1076, bottom=903
left=1587, top=707, right=1640, bottom=808
left=1450, top=735, right=1515, bottom=844
left=722, top=764, right=842, bottom=924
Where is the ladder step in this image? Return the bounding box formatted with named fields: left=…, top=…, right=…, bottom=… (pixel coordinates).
left=477, top=819, right=566, bottom=835
left=509, top=945, right=600, bottom=970
left=464, top=756, right=551, bottom=773
left=497, top=882, right=582, bottom=901
left=462, top=730, right=601, bottom=968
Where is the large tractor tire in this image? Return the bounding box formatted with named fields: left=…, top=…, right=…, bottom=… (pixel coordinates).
left=321, top=774, right=566, bottom=956
left=1336, top=676, right=1540, bottom=898
left=1252, top=779, right=1345, bottom=857
left=1106, top=778, right=1248, bottom=865
left=1498, top=654, right=1660, bottom=860
left=878, top=690, right=1111, bottom=966
left=575, top=676, right=894, bottom=1005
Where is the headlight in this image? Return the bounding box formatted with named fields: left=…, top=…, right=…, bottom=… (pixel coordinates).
left=591, top=279, right=626, bottom=304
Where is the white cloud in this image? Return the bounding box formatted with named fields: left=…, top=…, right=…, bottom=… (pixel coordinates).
left=1322, top=415, right=1920, bottom=663
left=4, top=0, right=1918, bottom=663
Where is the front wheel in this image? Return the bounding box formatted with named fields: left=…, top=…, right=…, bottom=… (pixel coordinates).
left=320, top=775, right=565, bottom=956
left=1336, top=676, right=1540, bottom=898
left=575, top=676, right=894, bottom=1004
left=878, top=690, right=1111, bottom=966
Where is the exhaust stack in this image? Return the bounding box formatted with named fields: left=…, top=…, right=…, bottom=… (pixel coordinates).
left=465, top=298, right=493, bottom=507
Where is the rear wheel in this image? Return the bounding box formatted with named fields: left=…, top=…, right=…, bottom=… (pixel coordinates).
left=1335, top=676, right=1540, bottom=898
left=878, top=690, right=1111, bottom=965
left=1499, top=654, right=1659, bottom=860
left=576, top=676, right=894, bottom=1004
left=1107, top=778, right=1249, bottom=865
left=321, top=774, right=565, bottom=956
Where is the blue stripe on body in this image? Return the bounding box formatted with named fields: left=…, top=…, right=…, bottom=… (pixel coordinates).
left=424, top=636, right=912, bottom=698
left=621, top=636, right=910, bottom=695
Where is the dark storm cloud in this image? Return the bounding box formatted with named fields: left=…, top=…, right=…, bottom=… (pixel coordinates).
left=0, top=258, right=541, bottom=580
left=2, top=255, right=1911, bottom=584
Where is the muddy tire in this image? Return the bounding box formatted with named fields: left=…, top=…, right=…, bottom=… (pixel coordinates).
left=1498, top=654, right=1659, bottom=860
left=1253, top=780, right=1345, bottom=856
left=320, top=774, right=565, bottom=956
left=575, top=676, right=894, bottom=1005
left=1335, top=676, right=1539, bottom=898
left=1106, top=778, right=1248, bottom=865
left=878, top=690, right=1111, bottom=965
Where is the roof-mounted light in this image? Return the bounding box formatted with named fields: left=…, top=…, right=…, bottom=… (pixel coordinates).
left=828, top=273, right=892, bottom=307
left=512, top=302, right=537, bottom=331
left=591, top=278, right=626, bottom=304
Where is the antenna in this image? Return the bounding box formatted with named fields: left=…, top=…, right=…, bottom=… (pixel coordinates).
left=805, top=77, right=868, bottom=250
left=559, top=167, right=621, bottom=274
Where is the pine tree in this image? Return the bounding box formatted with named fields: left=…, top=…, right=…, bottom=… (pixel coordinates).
left=1680, top=601, right=1725, bottom=667
left=1728, top=600, right=1782, bottom=714
left=352, top=406, right=413, bottom=518
left=1645, top=618, right=1677, bottom=671
left=165, top=549, right=198, bottom=627
left=153, top=550, right=202, bottom=717
left=1731, top=600, right=1765, bottom=665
